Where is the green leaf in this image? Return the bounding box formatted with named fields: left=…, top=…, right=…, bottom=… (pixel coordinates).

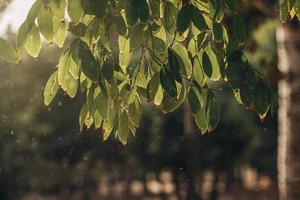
left=119, top=35, right=132, bottom=73
left=93, top=107, right=103, bottom=129
left=172, top=42, right=192, bottom=78
left=69, top=42, right=80, bottom=79
left=117, top=110, right=129, bottom=145
left=87, top=87, right=95, bottom=115
left=68, top=0, right=84, bottom=24
left=161, top=84, right=186, bottom=113
left=130, top=23, right=148, bottom=50
left=49, top=0, right=66, bottom=20
left=160, top=67, right=177, bottom=98
left=240, top=86, right=254, bottom=109
left=233, top=16, right=247, bottom=45
left=78, top=40, right=98, bottom=82
left=200, top=46, right=221, bottom=81
left=94, top=87, right=109, bottom=119
left=152, top=37, right=166, bottom=52
left=90, top=0, right=108, bottom=19
left=213, top=22, right=223, bottom=42
left=295, top=0, right=300, bottom=19
left=17, top=22, right=30, bottom=49
left=37, top=4, right=54, bottom=41
left=65, top=74, right=78, bottom=98
left=57, top=52, right=69, bottom=90
left=205, top=91, right=220, bottom=132
left=135, top=0, right=150, bottom=22
left=149, top=0, right=160, bottom=18
left=126, top=0, right=138, bottom=26
left=79, top=103, right=89, bottom=131
left=112, top=15, right=127, bottom=36
left=176, top=4, right=192, bottom=33
left=208, top=0, right=224, bottom=22
left=193, top=55, right=206, bottom=86
left=191, top=5, right=208, bottom=31
left=195, top=105, right=208, bottom=134
left=254, top=80, right=271, bottom=119
left=44, top=71, right=59, bottom=106
left=226, top=50, right=246, bottom=88
left=239, top=67, right=257, bottom=108
left=69, top=22, right=87, bottom=37
left=53, top=19, right=66, bottom=48
left=103, top=107, right=117, bottom=140
left=188, top=83, right=203, bottom=114
left=129, top=96, right=143, bottom=128
left=25, top=24, right=42, bottom=58
left=107, top=81, right=119, bottom=100
left=147, top=72, right=163, bottom=104
left=0, top=38, right=20, bottom=63
left=168, top=48, right=181, bottom=81
left=164, top=1, right=177, bottom=33
left=223, top=0, right=237, bottom=12
left=102, top=57, right=115, bottom=81
left=202, top=51, right=213, bottom=78
left=127, top=48, right=143, bottom=78
left=26, top=0, right=42, bottom=29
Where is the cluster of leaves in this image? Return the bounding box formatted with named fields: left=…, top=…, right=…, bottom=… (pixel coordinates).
left=0, top=0, right=272, bottom=144
left=280, top=0, right=300, bottom=22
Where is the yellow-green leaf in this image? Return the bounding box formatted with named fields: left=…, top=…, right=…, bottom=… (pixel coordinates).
left=53, top=19, right=66, bottom=48
left=68, top=0, right=84, bottom=24
left=25, top=24, right=42, bottom=58
left=44, top=71, right=59, bottom=106
left=117, top=111, right=129, bottom=145
left=37, top=4, right=54, bottom=41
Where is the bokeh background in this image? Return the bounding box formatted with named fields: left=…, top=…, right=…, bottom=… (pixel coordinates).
left=0, top=0, right=279, bottom=199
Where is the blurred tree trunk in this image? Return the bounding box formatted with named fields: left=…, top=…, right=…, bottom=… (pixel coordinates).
left=209, top=173, right=219, bottom=200
left=183, top=98, right=202, bottom=200
left=277, top=20, right=300, bottom=200
left=174, top=170, right=182, bottom=200
left=124, top=160, right=132, bottom=199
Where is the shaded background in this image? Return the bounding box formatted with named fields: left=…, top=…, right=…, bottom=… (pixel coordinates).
left=0, top=0, right=279, bottom=199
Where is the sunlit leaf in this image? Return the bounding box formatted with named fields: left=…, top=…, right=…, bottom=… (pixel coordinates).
left=195, top=105, right=208, bottom=134
left=94, top=87, right=109, bottom=120
left=172, top=42, right=192, bottom=78
left=49, top=0, right=66, bottom=20
left=117, top=110, right=129, bottom=145
left=44, top=71, right=59, bottom=106
left=53, top=19, right=66, bottom=48
left=68, top=0, right=84, bottom=24
left=79, top=103, right=89, bottom=131
left=37, top=4, right=54, bottom=41
left=24, top=24, right=42, bottom=58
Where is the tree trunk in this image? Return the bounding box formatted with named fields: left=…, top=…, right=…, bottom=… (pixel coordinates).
left=277, top=20, right=300, bottom=200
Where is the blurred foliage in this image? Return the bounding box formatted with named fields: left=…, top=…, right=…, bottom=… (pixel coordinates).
left=0, top=37, right=277, bottom=200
